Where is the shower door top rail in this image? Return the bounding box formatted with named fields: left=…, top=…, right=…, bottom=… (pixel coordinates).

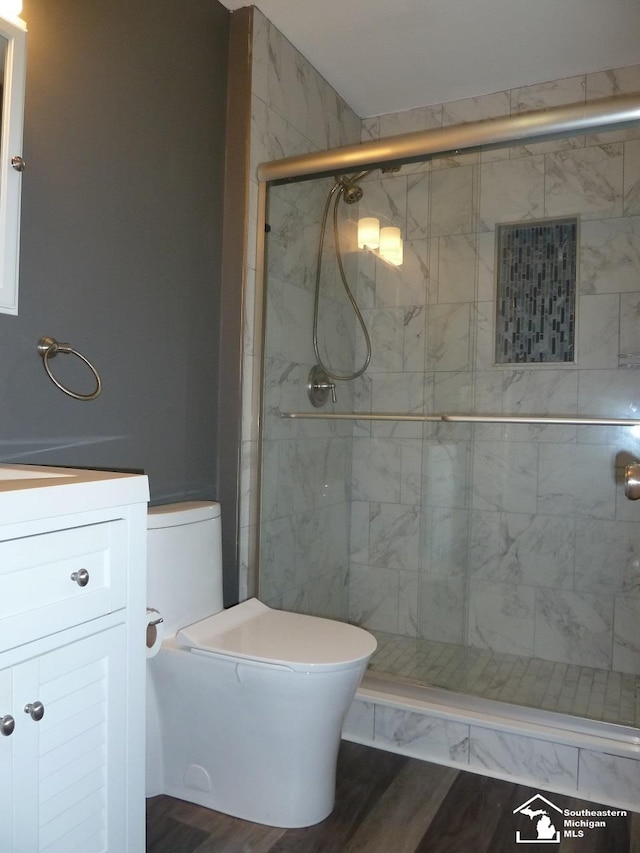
left=258, top=93, right=640, bottom=183
left=281, top=412, right=640, bottom=427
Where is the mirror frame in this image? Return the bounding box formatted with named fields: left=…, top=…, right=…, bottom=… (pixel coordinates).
left=0, top=12, right=26, bottom=316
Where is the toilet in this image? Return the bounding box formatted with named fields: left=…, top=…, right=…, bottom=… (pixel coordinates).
left=145, top=500, right=376, bottom=828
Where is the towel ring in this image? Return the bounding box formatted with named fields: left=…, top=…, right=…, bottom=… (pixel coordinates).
left=37, top=336, right=102, bottom=401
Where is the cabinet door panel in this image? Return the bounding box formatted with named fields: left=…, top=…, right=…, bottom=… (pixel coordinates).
left=1, top=623, right=129, bottom=853
left=39, top=722, right=104, bottom=780
left=0, top=667, right=14, bottom=849
left=40, top=677, right=106, bottom=743
left=40, top=765, right=104, bottom=827
left=39, top=657, right=104, bottom=704
left=40, top=812, right=107, bottom=853
left=36, top=625, right=127, bottom=853
left=13, top=657, right=39, bottom=853
left=39, top=785, right=108, bottom=851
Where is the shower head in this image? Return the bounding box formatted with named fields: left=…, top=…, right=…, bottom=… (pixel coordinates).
left=336, top=168, right=393, bottom=204
left=338, top=176, right=364, bottom=204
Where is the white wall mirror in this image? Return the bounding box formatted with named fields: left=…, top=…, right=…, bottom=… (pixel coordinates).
left=0, top=8, right=26, bottom=315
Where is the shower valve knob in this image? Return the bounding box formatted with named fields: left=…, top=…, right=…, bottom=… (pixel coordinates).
left=314, top=379, right=336, bottom=403
left=308, top=366, right=337, bottom=407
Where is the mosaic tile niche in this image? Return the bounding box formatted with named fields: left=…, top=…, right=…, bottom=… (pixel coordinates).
left=495, top=218, right=577, bottom=364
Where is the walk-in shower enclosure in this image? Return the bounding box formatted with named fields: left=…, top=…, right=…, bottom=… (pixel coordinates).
left=257, top=94, right=640, bottom=730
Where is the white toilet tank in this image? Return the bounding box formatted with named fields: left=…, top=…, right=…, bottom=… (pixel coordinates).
left=147, top=501, right=224, bottom=636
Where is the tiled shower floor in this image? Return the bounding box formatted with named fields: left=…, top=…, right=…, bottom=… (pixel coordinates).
left=368, top=630, right=640, bottom=727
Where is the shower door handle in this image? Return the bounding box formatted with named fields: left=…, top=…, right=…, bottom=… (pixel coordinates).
left=624, top=463, right=640, bottom=500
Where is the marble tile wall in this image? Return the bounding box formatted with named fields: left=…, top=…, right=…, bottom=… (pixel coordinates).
left=348, top=63, right=640, bottom=676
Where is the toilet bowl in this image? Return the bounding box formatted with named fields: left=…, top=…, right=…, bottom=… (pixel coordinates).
left=146, top=501, right=376, bottom=828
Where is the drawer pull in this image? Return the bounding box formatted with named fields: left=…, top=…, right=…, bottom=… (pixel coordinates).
left=0, top=715, right=15, bottom=736
left=24, top=702, right=44, bottom=722
left=70, top=568, right=90, bottom=587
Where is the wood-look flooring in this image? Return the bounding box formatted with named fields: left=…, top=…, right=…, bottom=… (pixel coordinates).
left=146, top=741, right=640, bottom=853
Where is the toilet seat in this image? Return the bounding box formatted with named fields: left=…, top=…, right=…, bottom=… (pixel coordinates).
left=175, top=598, right=377, bottom=673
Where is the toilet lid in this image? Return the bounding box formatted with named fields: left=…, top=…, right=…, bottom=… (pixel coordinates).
left=175, top=598, right=377, bottom=672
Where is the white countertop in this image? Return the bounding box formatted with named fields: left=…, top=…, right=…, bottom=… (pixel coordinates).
left=0, top=463, right=149, bottom=527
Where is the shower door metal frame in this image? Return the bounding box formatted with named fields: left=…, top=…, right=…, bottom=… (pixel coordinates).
left=251, top=92, right=640, bottom=598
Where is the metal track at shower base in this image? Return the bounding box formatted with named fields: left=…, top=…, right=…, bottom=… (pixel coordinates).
left=282, top=412, right=640, bottom=427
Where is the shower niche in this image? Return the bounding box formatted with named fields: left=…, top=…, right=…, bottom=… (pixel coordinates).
left=495, top=217, right=578, bottom=364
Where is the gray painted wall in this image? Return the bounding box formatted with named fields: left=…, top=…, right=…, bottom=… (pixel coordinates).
left=0, top=0, right=229, bottom=504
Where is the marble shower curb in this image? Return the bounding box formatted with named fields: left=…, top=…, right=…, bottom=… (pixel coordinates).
left=343, top=677, right=640, bottom=812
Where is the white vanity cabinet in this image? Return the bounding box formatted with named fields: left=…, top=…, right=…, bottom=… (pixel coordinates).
left=0, top=466, right=149, bottom=853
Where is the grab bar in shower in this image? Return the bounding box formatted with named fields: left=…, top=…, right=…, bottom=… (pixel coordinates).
left=281, top=412, right=640, bottom=426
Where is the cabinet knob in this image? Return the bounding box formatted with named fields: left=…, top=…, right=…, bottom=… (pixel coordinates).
left=70, top=568, right=90, bottom=587
left=0, top=715, right=15, bottom=736
left=24, top=701, right=45, bottom=722
left=625, top=463, right=640, bottom=500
